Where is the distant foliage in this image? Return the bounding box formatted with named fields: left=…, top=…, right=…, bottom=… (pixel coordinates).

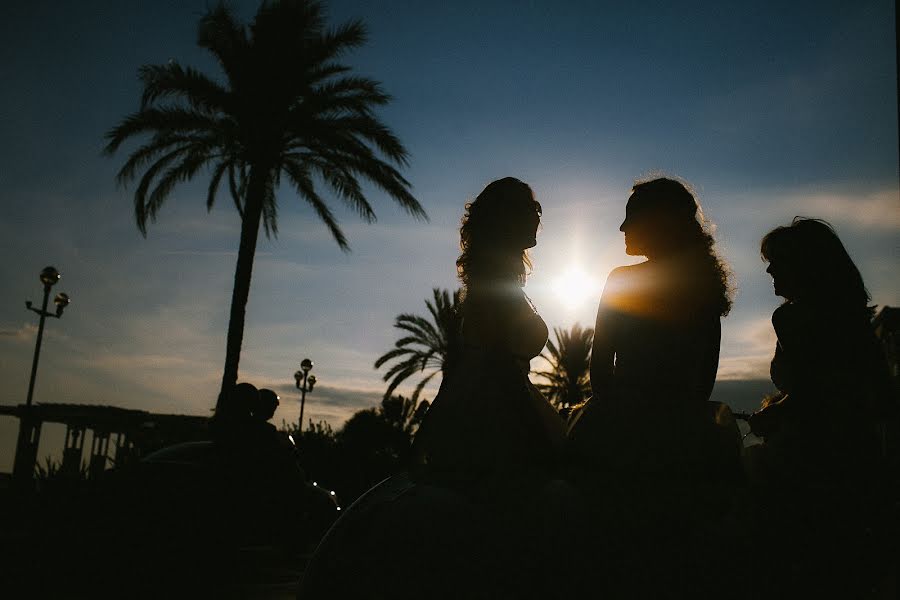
left=34, top=456, right=90, bottom=485
left=375, top=288, right=463, bottom=402
left=281, top=395, right=428, bottom=504
left=534, top=324, right=594, bottom=411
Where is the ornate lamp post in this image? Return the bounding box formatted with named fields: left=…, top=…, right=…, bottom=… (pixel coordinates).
left=294, top=358, right=316, bottom=432
left=24, top=266, right=71, bottom=407
left=14, top=266, right=71, bottom=481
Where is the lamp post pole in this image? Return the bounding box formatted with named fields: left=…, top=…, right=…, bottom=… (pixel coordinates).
left=14, top=266, right=71, bottom=482
left=294, top=358, right=316, bottom=434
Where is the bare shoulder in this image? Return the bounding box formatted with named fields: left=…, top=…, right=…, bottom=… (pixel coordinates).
left=772, top=303, right=800, bottom=328
left=602, top=262, right=649, bottom=297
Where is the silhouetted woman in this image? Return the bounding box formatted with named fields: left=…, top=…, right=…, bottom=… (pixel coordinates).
left=750, top=218, right=892, bottom=470
left=300, top=178, right=569, bottom=599
left=412, top=177, right=567, bottom=483
left=740, top=222, right=898, bottom=598
left=569, top=177, right=733, bottom=475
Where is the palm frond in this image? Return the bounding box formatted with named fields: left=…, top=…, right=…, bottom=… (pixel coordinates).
left=261, top=175, right=278, bottom=238
left=104, top=108, right=224, bottom=155
left=139, top=62, right=229, bottom=112
left=410, top=370, right=438, bottom=404
left=132, top=145, right=199, bottom=235
left=206, top=160, right=230, bottom=211
left=282, top=158, right=349, bottom=250
left=375, top=288, right=463, bottom=401
left=197, top=3, right=250, bottom=88
left=534, top=324, right=594, bottom=408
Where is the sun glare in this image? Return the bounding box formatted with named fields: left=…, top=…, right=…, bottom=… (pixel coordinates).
left=554, top=267, right=599, bottom=310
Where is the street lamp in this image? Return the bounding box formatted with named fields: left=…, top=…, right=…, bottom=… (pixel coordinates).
left=294, top=358, right=316, bottom=433
left=14, top=266, right=71, bottom=481
left=24, top=266, right=71, bottom=408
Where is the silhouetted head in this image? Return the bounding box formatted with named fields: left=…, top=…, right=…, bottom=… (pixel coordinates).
left=621, top=178, right=704, bottom=258
left=761, top=217, right=870, bottom=310
left=621, top=177, right=733, bottom=316
left=253, top=389, right=280, bottom=421
left=457, top=177, right=541, bottom=289
left=216, top=383, right=259, bottom=420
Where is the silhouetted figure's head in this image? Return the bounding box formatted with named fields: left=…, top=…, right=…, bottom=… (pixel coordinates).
left=621, top=178, right=705, bottom=258
left=621, top=177, right=732, bottom=316
left=761, top=217, right=870, bottom=311
left=457, top=177, right=541, bottom=289
left=219, top=382, right=258, bottom=421
left=254, top=389, right=280, bottom=422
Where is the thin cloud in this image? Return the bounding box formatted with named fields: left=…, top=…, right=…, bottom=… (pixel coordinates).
left=791, top=188, right=900, bottom=231
left=255, top=382, right=384, bottom=429
left=718, top=316, right=777, bottom=381
left=160, top=250, right=243, bottom=257
left=0, top=323, right=36, bottom=341
left=717, top=355, right=772, bottom=381
left=727, top=184, right=900, bottom=231
left=0, top=323, right=71, bottom=345
left=268, top=382, right=382, bottom=410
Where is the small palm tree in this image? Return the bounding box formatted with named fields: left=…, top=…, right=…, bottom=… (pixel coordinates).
left=534, top=324, right=594, bottom=410
left=105, top=0, right=426, bottom=407
left=380, top=395, right=430, bottom=435
left=374, top=288, right=463, bottom=403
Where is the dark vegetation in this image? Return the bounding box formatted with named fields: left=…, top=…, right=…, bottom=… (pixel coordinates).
left=284, top=395, right=429, bottom=506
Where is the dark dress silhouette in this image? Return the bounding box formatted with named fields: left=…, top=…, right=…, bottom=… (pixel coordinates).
left=569, top=178, right=734, bottom=477
left=412, top=283, right=566, bottom=484
left=767, top=302, right=890, bottom=451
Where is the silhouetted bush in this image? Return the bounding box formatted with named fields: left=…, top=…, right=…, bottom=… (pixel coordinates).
left=282, top=395, right=427, bottom=505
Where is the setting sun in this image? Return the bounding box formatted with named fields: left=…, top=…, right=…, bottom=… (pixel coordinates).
left=554, top=266, right=599, bottom=310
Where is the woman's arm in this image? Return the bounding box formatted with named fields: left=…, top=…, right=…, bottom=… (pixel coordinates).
left=695, top=317, right=721, bottom=403
left=590, top=269, right=624, bottom=400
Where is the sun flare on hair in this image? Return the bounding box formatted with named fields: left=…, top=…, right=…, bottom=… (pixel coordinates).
left=554, top=266, right=599, bottom=310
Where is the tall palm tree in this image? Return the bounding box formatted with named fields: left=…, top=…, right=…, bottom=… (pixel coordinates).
left=374, top=288, right=463, bottom=403
left=105, top=0, right=426, bottom=406
left=534, top=323, right=594, bottom=410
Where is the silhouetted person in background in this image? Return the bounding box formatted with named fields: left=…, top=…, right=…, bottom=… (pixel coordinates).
left=252, top=388, right=280, bottom=425
left=211, top=381, right=258, bottom=443
left=253, top=388, right=306, bottom=478
left=743, top=217, right=896, bottom=598
left=750, top=217, right=893, bottom=475
left=569, top=177, right=734, bottom=478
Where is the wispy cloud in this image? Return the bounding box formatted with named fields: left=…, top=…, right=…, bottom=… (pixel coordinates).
left=0, top=323, right=36, bottom=341
left=256, top=382, right=384, bottom=429
left=791, top=188, right=900, bottom=231
left=724, top=184, right=900, bottom=232
left=718, top=316, right=777, bottom=381
left=0, top=322, right=72, bottom=345
left=717, top=355, right=772, bottom=381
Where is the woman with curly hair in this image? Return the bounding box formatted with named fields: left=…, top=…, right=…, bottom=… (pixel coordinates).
left=569, top=177, right=734, bottom=476
left=412, top=177, right=567, bottom=482
left=300, top=179, right=568, bottom=599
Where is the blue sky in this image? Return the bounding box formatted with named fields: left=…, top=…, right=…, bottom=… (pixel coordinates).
left=1, top=0, right=897, bottom=471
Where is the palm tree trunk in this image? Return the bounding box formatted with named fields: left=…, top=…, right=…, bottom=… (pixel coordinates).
left=217, top=164, right=267, bottom=409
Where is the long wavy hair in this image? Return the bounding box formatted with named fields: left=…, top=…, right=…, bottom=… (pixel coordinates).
left=456, top=177, right=542, bottom=296
left=628, top=177, right=733, bottom=317
left=761, top=217, right=871, bottom=315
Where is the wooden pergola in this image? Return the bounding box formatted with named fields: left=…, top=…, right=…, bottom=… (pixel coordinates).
left=1, top=403, right=209, bottom=480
